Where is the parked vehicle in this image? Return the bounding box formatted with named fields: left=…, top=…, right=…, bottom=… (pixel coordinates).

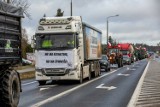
left=155, top=55, right=159, bottom=58
left=32, top=16, right=102, bottom=85
left=99, top=55, right=110, bottom=72
left=0, top=1, right=23, bottom=106
left=123, top=55, right=131, bottom=65
left=22, top=58, right=32, bottom=66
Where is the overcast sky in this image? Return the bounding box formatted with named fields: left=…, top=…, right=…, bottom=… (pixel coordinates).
left=23, top=0, right=160, bottom=46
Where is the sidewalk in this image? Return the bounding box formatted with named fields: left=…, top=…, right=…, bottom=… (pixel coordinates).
left=129, top=58, right=160, bottom=107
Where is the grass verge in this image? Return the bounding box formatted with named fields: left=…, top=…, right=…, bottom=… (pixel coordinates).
left=20, top=71, right=35, bottom=80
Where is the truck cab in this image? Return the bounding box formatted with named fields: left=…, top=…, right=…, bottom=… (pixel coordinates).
left=32, top=16, right=102, bottom=85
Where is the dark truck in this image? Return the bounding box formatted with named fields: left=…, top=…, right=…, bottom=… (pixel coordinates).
left=0, top=1, right=23, bottom=107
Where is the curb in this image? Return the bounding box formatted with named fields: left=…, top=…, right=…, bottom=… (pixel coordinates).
left=127, top=61, right=150, bottom=107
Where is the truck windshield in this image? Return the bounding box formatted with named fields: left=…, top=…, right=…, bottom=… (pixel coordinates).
left=121, top=50, right=129, bottom=55
left=109, top=49, right=118, bottom=53
left=35, top=34, right=75, bottom=50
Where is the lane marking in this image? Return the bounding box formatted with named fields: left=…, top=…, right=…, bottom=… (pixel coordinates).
left=127, top=67, right=130, bottom=70
left=127, top=61, right=150, bottom=107
left=96, top=84, right=117, bottom=90
left=22, top=81, right=37, bottom=86
left=40, top=87, right=50, bottom=91
left=39, top=85, right=57, bottom=91
left=130, top=69, right=136, bottom=71
left=31, top=69, right=118, bottom=107
left=118, top=73, right=130, bottom=76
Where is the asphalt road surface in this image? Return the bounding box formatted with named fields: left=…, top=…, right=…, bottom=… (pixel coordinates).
left=19, top=59, right=148, bottom=107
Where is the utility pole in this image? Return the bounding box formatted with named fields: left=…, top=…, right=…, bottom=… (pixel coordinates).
left=106, top=14, right=119, bottom=54
left=71, top=0, right=72, bottom=16
left=7, top=0, right=11, bottom=3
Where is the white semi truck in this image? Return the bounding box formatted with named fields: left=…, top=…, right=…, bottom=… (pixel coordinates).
left=32, top=16, right=102, bottom=85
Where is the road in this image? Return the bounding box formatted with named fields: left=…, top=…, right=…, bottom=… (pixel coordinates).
left=19, top=59, right=148, bottom=107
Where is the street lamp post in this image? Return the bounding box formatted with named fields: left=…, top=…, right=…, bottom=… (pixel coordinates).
left=106, top=14, right=119, bottom=54
left=71, top=0, right=72, bottom=16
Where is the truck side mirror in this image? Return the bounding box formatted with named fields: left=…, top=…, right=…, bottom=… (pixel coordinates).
left=31, top=35, right=36, bottom=48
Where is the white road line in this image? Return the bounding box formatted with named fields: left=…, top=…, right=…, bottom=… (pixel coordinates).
left=31, top=69, right=118, bottom=107
left=39, top=85, right=57, bottom=91
left=22, top=81, right=37, bottom=86
left=127, top=61, right=150, bottom=107
left=118, top=73, right=130, bottom=76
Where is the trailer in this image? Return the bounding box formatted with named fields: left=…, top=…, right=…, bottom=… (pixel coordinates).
left=0, top=1, right=23, bottom=106
left=32, top=16, right=102, bottom=85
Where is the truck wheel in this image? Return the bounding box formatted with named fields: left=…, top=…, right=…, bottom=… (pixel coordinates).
left=97, top=62, right=101, bottom=76
left=118, top=63, right=121, bottom=68
left=108, top=67, right=111, bottom=71
left=87, top=64, right=91, bottom=80
left=38, top=81, right=46, bottom=85
left=88, top=71, right=91, bottom=80
left=121, top=60, right=123, bottom=67
left=79, top=67, right=83, bottom=84
left=105, top=66, right=108, bottom=72
left=0, top=70, right=20, bottom=107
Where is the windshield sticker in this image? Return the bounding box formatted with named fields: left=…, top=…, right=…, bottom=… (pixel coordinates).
left=5, top=40, right=13, bottom=52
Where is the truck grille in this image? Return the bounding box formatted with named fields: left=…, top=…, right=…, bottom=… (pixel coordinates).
left=44, top=69, right=67, bottom=76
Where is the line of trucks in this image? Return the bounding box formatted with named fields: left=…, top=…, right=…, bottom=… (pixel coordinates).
left=32, top=15, right=148, bottom=85
left=0, top=1, right=148, bottom=106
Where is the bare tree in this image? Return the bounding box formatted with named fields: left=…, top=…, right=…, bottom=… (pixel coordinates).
left=21, top=28, right=28, bottom=58
left=11, top=0, right=31, bottom=19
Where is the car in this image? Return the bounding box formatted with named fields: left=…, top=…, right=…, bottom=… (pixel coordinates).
left=99, top=55, right=110, bottom=72
left=123, top=55, right=131, bottom=65
left=155, top=55, right=159, bottom=58
left=22, top=58, right=32, bottom=66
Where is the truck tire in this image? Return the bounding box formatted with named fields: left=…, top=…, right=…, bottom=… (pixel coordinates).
left=97, top=62, right=101, bottom=76
left=38, top=81, right=46, bottom=85
left=105, top=66, right=108, bottom=72
left=79, top=66, right=83, bottom=84
left=0, top=70, right=20, bottom=107
left=118, top=62, right=121, bottom=68
left=108, top=67, right=111, bottom=71
left=121, top=59, right=123, bottom=67
left=88, top=70, right=91, bottom=80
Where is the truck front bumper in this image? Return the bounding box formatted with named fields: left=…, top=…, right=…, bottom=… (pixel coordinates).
left=35, top=70, right=80, bottom=81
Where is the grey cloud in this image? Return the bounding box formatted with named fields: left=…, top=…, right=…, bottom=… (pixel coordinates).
left=23, top=0, right=160, bottom=45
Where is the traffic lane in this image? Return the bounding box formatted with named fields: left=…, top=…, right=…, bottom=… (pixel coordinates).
left=19, top=81, right=78, bottom=107
left=19, top=70, right=115, bottom=107
left=41, top=60, right=147, bottom=107
left=19, top=60, right=144, bottom=107
left=21, top=78, right=36, bottom=84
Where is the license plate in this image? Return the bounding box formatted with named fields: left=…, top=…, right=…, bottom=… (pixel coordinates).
left=51, top=76, right=61, bottom=80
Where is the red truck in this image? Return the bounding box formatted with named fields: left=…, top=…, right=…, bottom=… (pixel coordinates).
left=118, top=43, right=135, bottom=63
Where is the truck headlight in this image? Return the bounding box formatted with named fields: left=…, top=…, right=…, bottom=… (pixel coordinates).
left=103, top=62, right=106, bottom=65
left=65, top=25, right=72, bottom=29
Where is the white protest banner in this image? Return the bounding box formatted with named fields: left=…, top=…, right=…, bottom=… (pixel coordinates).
left=35, top=50, right=74, bottom=69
